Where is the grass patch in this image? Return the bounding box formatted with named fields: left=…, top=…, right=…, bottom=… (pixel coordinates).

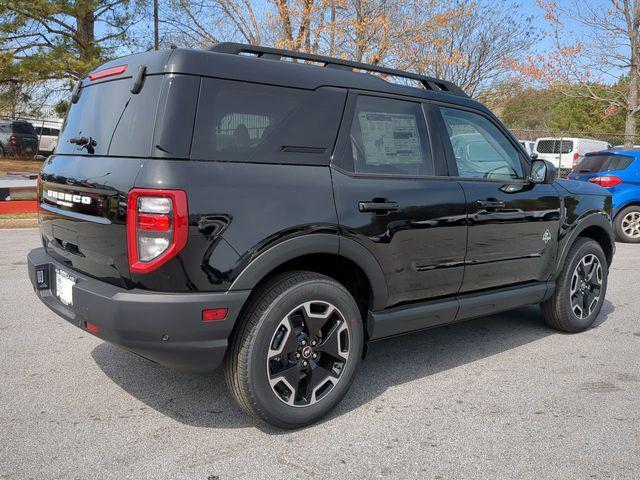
left=0, top=214, right=39, bottom=228
left=0, top=157, right=43, bottom=176
left=0, top=213, right=37, bottom=219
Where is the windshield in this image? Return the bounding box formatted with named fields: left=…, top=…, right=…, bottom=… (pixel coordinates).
left=576, top=154, right=633, bottom=173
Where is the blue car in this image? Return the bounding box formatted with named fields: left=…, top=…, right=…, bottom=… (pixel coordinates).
left=568, top=149, right=640, bottom=242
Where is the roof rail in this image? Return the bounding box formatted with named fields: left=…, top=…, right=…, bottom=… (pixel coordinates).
left=209, top=42, right=468, bottom=98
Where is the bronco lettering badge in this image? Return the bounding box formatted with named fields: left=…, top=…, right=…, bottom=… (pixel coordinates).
left=47, top=190, right=92, bottom=207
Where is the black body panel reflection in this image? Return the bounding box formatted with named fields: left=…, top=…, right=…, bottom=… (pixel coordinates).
left=331, top=168, right=467, bottom=307
left=459, top=181, right=561, bottom=292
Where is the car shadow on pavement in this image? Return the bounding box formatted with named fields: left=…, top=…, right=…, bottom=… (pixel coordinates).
left=91, top=300, right=614, bottom=433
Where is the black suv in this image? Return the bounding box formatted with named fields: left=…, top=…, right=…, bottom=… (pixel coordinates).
left=0, top=119, right=38, bottom=157
left=28, top=44, right=615, bottom=428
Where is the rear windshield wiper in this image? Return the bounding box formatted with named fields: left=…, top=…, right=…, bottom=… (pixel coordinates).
left=70, top=136, right=97, bottom=154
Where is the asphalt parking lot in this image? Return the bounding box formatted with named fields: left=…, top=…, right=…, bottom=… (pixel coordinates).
left=1, top=228, right=639, bottom=479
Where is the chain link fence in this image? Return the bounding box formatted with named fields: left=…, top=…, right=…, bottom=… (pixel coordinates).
left=508, top=128, right=639, bottom=148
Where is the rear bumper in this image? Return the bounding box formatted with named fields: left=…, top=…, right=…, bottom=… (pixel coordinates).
left=27, top=247, right=250, bottom=371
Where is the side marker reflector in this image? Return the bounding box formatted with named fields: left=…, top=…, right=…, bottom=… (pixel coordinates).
left=202, top=308, right=228, bottom=322
left=85, top=321, right=100, bottom=334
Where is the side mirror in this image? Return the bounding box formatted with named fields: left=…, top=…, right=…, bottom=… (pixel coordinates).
left=530, top=159, right=557, bottom=184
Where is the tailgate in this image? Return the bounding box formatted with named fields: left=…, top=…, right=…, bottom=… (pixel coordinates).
left=39, top=155, right=143, bottom=288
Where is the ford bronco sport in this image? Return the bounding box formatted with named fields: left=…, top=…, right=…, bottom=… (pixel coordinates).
left=28, top=43, right=615, bottom=428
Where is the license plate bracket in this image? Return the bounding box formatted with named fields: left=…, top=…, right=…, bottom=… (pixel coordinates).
left=55, top=268, right=76, bottom=306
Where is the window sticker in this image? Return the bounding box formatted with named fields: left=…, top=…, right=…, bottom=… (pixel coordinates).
left=357, top=112, right=422, bottom=165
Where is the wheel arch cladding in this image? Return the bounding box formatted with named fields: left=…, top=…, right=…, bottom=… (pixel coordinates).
left=229, top=233, right=388, bottom=312
left=552, top=210, right=613, bottom=280
left=577, top=225, right=614, bottom=266
left=560, top=215, right=614, bottom=274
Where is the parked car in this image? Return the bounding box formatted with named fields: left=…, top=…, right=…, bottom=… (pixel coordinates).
left=569, top=149, right=640, bottom=242
left=0, top=120, right=38, bottom=158
left=35, top=121, right=63, bottom=155
left=519, top=140, right=535, bottom=156
left=534, top=137, right=610, bottom=176
left=28, top=43, right=615, bottom=428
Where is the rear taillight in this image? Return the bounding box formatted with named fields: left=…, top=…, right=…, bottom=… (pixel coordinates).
left=589, top=176, right=622, bottom=188
left=127, top=189, right=188, bottom=274
left=9, top=135, right=17, bottom=145
left=572, top=152, right=580, bottom=169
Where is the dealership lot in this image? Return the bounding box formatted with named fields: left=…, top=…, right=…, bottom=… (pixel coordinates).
left=1, top=228, right=639, bottom=479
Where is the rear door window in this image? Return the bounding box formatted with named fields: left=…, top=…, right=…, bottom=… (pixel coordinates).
left=348, top=95, right=432, bottom=176
left=576, top=154, right=634, bottom=173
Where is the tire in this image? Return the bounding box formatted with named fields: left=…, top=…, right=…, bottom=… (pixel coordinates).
left=614, top=205, right=640, bottom=243
left=224, top=271, right=364, bottom=428
left=541, top=238, right=608, bottom=333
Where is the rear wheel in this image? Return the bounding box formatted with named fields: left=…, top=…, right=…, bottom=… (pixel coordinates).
left=541, top=238, right=608, bottom=332
left=225, top=271, right=364, bottom=428
left=614, top=205, right=640, bottom=243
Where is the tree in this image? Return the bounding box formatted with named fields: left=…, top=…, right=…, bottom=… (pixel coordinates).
left=0, top=0, right=143, bottom=115
left=511, top=0, right=640, bottom=146
left=397, top=0, right=536, bottom=97
left=166, top=0, right=532, bottom=97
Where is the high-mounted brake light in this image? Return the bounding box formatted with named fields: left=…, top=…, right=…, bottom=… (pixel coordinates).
left=88, top=65, right=128, bottom=81
left=127, top=189, right=188, bottom=274
left=589, top=176, right=622, bottom=188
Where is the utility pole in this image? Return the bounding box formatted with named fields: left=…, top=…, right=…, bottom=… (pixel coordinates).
left=154, top=0, right=159, bottom=50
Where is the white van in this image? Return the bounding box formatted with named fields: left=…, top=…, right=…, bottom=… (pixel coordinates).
left=534, top=137, right=610, bottom=174
left=519, top=140, right=535, bottom=156
left=35, top=120, right=63, bottom=155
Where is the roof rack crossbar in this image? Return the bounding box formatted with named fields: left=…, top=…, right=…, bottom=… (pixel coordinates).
left=209, top=42, right=468, bottom=97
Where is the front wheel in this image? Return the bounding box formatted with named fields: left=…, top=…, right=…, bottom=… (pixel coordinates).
left=541, top=238, right=608, bottom=332
left=225, top=271, right=364, bottom=428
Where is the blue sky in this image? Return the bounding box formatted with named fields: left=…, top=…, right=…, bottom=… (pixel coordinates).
left=528, top=0, right=616, bottom=52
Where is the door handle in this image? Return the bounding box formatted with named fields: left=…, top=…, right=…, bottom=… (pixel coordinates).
left=358, top=201, right=399, bottom=213
left=476, top=199, right=505, bottom=209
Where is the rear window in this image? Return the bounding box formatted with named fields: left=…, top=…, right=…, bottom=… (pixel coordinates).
left=191, top=78, right=346, bottom=165
left=57, top=76, right=162, bottom=156
left=575, top=154, right=634, bottom=173
left=11, top=122, right=35, bottom=135
left=536, top=139, right=573, bottom=154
